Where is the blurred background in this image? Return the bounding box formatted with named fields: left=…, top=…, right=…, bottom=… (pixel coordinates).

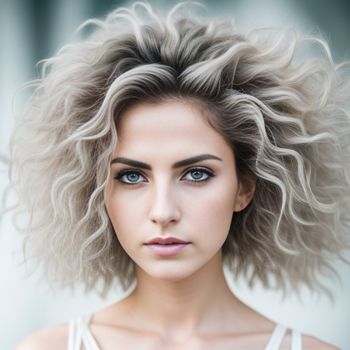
left=1, top=0, right=350, bottom=349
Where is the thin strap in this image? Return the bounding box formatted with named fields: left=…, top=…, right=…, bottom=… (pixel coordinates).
left=264, top=323, right=288, bottom=350
left=67, top=314, right=100, bottom=350
left=291, top=328, right=302, bottom=350
left=67, top=319, right=75, bottom=350
left=80, top=314, right=101, bottom=350
left=68, top=317, right=84, bottom=350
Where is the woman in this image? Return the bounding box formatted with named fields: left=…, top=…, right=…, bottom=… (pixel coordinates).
left=12, top=1, right=350, bottom=349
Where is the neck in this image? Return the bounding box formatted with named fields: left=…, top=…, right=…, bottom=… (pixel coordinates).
left=126, top=251, right=247, bottom=343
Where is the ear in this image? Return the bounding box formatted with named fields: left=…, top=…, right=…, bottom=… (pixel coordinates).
left=233, top=176, right=256, bottom=212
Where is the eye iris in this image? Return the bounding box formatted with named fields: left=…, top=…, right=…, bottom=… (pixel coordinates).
left=127, top=173, right=139, bottom=182
left=191, top=170, right=203, bottom=180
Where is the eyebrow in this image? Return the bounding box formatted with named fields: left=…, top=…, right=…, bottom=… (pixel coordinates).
left=110, top=154, right=222, bottom=170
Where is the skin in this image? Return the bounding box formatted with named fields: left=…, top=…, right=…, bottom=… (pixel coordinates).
left=103, top=99, right=257, bottom=343
left=16, top=100, right=339, bottom=350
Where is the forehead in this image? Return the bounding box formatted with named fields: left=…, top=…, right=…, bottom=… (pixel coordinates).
left=114, top=100, right=233, bottom=162
left=118, top=99, right=209, bottom=133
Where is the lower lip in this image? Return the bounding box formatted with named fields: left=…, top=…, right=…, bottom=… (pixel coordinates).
left=144, top=243, right=191, bottom=256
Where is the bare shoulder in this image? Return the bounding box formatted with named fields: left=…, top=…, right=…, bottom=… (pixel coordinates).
left=302, top=334, right=340, bottom=350
left=15, top=323, right=69, bottom=350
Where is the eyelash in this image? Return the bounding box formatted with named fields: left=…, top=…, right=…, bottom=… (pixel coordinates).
left=114, top=167, right=215, bottom=186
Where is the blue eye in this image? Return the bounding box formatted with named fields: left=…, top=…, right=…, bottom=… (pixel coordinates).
left=184, top=168, right=214, bottom=183
left=115, top=170, right=146, bottom=184
left=114, top=167, right=214, bottom=186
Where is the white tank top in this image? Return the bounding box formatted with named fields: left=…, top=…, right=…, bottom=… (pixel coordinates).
left=67, top=314, right=302, bottom=350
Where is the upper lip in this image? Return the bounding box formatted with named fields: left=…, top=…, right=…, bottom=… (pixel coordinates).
left=145, top=237, right=190, bottom=245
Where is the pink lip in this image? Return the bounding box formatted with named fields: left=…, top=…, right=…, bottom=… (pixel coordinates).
left=145, top=243, right=191, bottom=256
left=145, top=236, right=190, bottom=245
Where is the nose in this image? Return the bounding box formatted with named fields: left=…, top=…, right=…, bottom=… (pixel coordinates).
left=148, top=180, right=181, bottom=227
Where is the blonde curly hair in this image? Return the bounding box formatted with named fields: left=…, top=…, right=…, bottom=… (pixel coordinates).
left=7, top=1, right=350, bottom=298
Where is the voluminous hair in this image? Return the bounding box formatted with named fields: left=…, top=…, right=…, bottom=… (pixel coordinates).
left=8, top=1, right=350, bottom=297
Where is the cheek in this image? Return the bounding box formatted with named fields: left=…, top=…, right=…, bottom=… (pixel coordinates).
left=105, top=191, right=142, bottom=245
left=191, top=181, right=236, bottom=245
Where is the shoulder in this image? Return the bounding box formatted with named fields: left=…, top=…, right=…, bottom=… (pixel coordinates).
left=15, top=323, right=69, bottom=350
left=302, top=334, right=340, bottom=350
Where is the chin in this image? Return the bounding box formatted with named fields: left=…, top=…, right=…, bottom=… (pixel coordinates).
left=138, top=262, right=203, bottom=282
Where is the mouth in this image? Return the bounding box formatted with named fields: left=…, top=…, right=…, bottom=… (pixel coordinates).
left=145, top=236, right=191, bottom=245
left=144, top=242, right=191, bottom=256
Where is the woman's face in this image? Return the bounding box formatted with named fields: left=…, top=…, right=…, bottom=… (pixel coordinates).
left=104, top=100, right=254, bottom=282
